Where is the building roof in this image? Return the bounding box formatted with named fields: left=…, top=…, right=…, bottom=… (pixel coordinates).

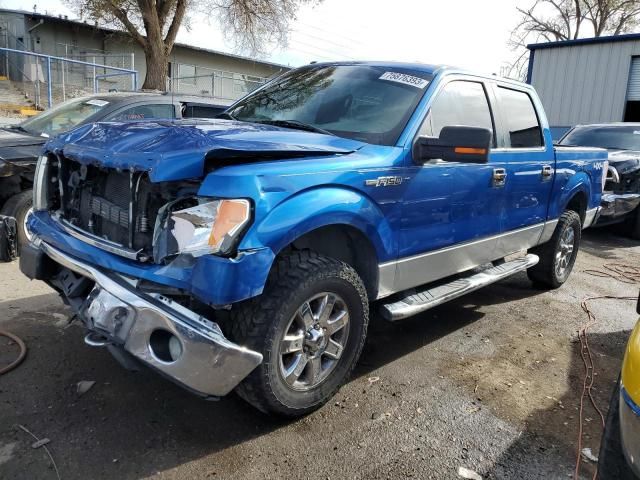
left=528, top=32, right=640, bottom=51
left=0, top=7, right=289, bottom=70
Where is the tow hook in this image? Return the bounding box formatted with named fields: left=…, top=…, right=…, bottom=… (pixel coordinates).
left=84, top=332, right=111, bottom=347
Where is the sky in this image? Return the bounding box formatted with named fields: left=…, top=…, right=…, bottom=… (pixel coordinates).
left=0, top=0, right=529, bottom=74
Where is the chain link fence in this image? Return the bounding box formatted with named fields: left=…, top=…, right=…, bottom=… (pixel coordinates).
left=168, top=68, right=266, bottom=103
left=0, top=28, right=137, bottom=111
left=0, top=48, right=138, bottom=109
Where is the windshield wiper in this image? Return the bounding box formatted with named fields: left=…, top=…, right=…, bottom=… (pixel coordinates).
left=257, top=119, right=336, bottom=136
left=4, top=124, right=29, bottom=133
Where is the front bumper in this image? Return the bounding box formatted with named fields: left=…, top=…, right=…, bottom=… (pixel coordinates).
left=23, top=238, right=263, bottom=398
left=621, top=384, right=640, bottom=477
left=597, top=193, right=640, bottom=224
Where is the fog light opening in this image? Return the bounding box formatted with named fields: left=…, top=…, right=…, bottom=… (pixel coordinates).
left=149, top=329, right=183, bottom=363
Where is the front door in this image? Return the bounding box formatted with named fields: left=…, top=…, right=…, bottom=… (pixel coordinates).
left=394, top=78, right=507, bottom=293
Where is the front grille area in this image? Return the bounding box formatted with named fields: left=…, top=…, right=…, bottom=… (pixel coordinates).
left=49, top=155, right=200, bottom=262
left=90, top=196, right=129, bottom=229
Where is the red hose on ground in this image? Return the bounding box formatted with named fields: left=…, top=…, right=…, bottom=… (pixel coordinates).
left=0, top=330, right=26, bottom=375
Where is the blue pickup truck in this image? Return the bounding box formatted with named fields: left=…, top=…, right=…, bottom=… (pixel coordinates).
left=20, top=62, right=607, bottom=416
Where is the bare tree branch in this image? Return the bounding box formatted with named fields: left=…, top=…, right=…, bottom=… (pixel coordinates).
left=508, top=0, right=640, bottom=80
left=64, top=0, right=319, bottom=90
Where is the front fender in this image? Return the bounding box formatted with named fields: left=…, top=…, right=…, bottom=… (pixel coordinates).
left=240, top=187, right=395, bottom=262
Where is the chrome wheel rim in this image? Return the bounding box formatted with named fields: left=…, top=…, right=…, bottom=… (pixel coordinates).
left=23, top=207, right=33, bottom=242
left=555, top=226, right=575, bottom=277
left=278, top=292, right=350, bottom=391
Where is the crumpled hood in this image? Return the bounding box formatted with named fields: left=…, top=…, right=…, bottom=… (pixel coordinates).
left=46, top=119, right=365, bottom=182
left=0, top=127, right=46, bottom=164
left=607, top=150, right=640, bottom=175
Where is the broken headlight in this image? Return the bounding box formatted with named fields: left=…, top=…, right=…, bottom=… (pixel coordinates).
left=153, top=198, right=251, bottom=262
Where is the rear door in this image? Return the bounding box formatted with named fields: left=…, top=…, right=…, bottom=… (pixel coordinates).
left=489, top=84, right=554, bottom=256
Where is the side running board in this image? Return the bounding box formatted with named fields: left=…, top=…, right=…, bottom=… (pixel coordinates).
left=380, top=254, right=539, bottom=321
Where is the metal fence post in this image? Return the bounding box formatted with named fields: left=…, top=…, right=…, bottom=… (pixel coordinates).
left=46, top=56, right=52, bottom=108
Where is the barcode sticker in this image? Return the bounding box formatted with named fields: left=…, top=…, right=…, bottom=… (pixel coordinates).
left=379, top=72, right=430, bottom=89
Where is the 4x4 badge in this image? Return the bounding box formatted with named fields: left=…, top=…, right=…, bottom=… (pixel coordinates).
left=365, top=176, right=406, bottom=187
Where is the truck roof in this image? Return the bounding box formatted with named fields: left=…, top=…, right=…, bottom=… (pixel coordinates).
left=306, top=61, right=532, bottom=88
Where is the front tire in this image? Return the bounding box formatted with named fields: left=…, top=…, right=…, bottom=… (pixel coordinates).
left=1, top=190, right=33, bottom=254
left=527, top=210, right=581, bottom=289
left=229, top=250, right=369, bottom=417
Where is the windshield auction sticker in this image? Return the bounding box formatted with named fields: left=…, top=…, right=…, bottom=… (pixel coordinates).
left=379, top=72, right=429, bottom=89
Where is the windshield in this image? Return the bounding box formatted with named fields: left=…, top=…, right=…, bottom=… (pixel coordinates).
left=19, top=97, right=110, bottom=136
left=228, top=64, right=432, bottom=146
left=560, top=125, right=640, bottom=151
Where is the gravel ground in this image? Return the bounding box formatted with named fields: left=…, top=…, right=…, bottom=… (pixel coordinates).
left=0, top=229, right=638, bottom=480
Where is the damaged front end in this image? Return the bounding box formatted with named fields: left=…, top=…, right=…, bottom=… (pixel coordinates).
left=22, top=153, right=264, bottom=397
left=598, top=152, right=640, bottom=224
left=22, top=236, right=263, bottom=398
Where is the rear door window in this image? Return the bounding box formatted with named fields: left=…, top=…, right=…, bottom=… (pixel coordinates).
left=109, top=104, right=176, bottom=121
left=421, top=80, right=495, bottom=145
left=497, top=87, right=543, bottom=148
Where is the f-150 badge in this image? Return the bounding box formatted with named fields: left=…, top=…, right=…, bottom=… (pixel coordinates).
left=365, top=176, right=405, bottom=187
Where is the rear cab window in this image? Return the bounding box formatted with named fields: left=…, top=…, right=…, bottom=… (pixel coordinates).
left=496, top=87, right=544, bottom=149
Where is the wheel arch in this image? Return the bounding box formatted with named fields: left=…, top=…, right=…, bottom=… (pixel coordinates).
left=240, top=187, right=393, bottom=300
left=288, top=224, right=379, bottom=299
left=564, top=189, right=588, bottom=225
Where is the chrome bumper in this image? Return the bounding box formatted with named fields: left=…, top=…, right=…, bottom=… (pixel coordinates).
left=600, top=193, right=640, bottom=220
left=36, top=239, right=262, bottom=397
left=620, top=385, right=640, bottom=477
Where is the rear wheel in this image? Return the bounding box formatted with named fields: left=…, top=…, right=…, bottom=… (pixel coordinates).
left=527, top=210, right=581, bottom=289
left=598, top=379, right=635, bottom=479
left=229, top=250, right=369, bottom=417
left=1, top=190, right=33, bottom=254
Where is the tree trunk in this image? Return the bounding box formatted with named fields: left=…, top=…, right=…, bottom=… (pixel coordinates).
left=142, top=46, right=169, bottom=91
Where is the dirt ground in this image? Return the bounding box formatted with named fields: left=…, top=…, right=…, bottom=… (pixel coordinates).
left=0, top=229, right=639, bottom=480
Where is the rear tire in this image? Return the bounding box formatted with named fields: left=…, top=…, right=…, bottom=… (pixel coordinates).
left=598, top=379, right=635, bottom=479
left=1, top=190, right=33, bottom=254
left=527, top=210, right=581, bottom=289
left=228, top=250, right=369, bottom=417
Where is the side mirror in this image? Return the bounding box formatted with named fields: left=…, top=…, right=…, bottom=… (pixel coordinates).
left=414, top=126, right=492, bottom=164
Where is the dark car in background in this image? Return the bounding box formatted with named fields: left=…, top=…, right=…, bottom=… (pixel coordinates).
left=559, top=124, right=640, bottom=238
left=0, top=92, right=226, bottom=250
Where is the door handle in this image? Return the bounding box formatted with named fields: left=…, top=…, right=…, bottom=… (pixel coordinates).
left=541, top=165, right=553, bottom=179
left=492, top=168, right=506, bottom=187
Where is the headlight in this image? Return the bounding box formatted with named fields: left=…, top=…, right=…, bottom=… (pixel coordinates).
left=153, top=198, right=251, bottom=262
left=33, top=155, right=49, bottom=211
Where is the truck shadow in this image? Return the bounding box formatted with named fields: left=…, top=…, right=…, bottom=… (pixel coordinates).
left=0, top=273, right=549, bottom=480
left=581, top=228, right=639, bottom=260
left=484, top=329, right=629, bottom=479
